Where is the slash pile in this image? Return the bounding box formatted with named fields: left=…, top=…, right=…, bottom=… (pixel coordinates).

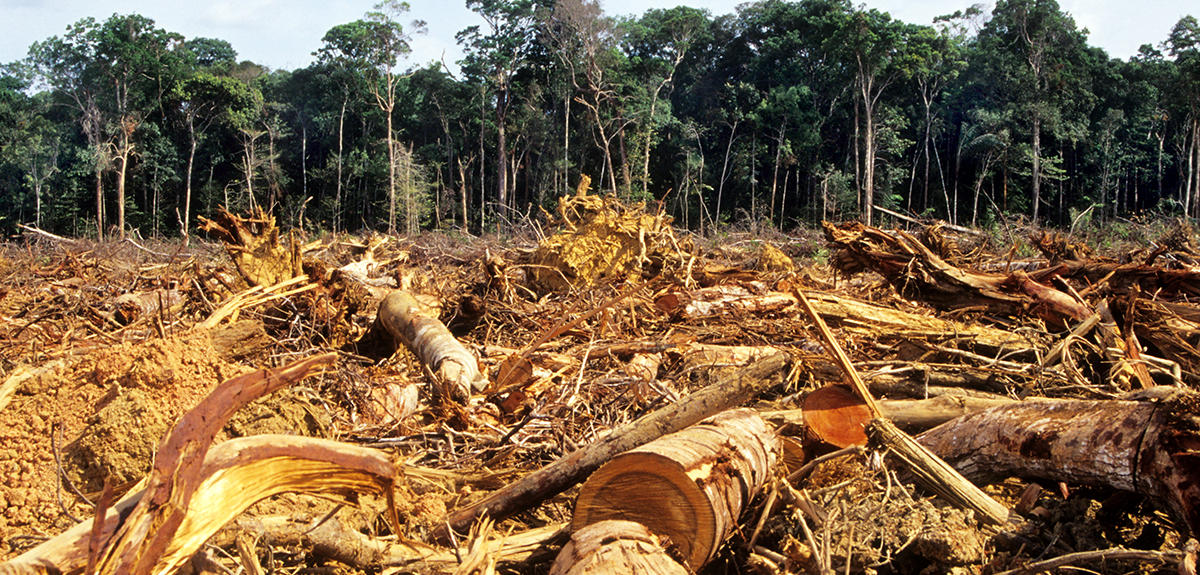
left=2, top=200, right=1200, bottom=574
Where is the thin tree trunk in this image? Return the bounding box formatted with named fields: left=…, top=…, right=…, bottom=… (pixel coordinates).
left=1031, top=112, right=1042, bottom=224
left=715, top=120, right=738, bottom=228
left=184, top=117, right=196, bottom=245
left=335, top=97, right=346, bottom=233
left=496, top=91, right=509, bottom=225
left=386, top=105, right=397, bottom=234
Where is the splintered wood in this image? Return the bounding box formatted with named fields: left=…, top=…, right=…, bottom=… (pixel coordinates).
left=6, top=206, right=1200, bottom=575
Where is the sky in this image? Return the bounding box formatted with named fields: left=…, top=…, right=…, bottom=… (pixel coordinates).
left=0, top=0, right=1193, bottom=73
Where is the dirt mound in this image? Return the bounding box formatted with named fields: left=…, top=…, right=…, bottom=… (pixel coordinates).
left=0, top=329, right=247, bottom=540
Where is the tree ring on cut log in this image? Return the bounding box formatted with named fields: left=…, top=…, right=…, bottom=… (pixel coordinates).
left=803, top=384, right=872, bottom=447
left=571, top=408, right=778, bottom=570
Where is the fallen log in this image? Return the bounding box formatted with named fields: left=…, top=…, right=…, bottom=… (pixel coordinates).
left=435, top=352, right=792, bottom=541
left=917, top=389, right=1200, bottom=534
left=824, top=221, right=1091, bottom=328
left=376, top=290, right=487, bottom=402
left=549, top=520, right=688, bottom=575
left=764, top=393, right=1018, bottom=434
left=571, top=408, right=779, bottom=570
left=656, top=286, right=1032, bottom=355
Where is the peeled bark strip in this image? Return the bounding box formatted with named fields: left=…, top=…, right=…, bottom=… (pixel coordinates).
left=824, top=221, right=1091, bottom=328
left=1, top=435, right=396, bottom=575
left=437, top=353, right=791, bottom=541
left=571, top=409, right=780, bottom=570
left=868, top=418, right=1010, bottom=526
left=917, top=390, right=1200, bottom=533
left=550, top=520, right=688, bottom=575
left=377, top=290, right=487, bottom=402
left=94, top=354, right=339, bottom=575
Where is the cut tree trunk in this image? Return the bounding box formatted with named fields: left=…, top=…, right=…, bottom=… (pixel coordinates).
left=571, top=408, right=779, bottom=570
left=376, top=291, right=487, bottom=402
left=435, top=352, right=791, bottom=542
left=824, top=221, right=1091, bottom=328
left=550, top=520, right=688, bottom=575
left=917, top=389, right=1200, bottom=534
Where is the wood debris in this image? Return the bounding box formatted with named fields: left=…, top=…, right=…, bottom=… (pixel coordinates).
left=4, top=207, right=1200, bottom=574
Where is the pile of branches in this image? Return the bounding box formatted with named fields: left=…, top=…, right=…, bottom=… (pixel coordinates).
left=4, top=204, right=1200, bottom=575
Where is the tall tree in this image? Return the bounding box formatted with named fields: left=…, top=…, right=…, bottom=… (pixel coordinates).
left=838, top=8, right=912, bottom=225
left=29, top=14, right=185, bottom=238
left=317, top=2, right=421, bottom=233
left=978, top=0, right=1089, bottom=224
left=459, top=0, right=545, bottom=223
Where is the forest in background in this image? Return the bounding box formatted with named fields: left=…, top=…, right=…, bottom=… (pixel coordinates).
left=0, top=0, right=1199, bottom=240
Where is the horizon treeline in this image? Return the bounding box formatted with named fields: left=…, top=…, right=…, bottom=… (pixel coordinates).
left=1, top=0, right=1199, bottom=240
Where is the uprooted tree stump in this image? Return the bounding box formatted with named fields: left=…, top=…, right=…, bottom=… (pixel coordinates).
left=571, top=408, right=779, bottom=570
left=824, top=221, right=1091, bottom=328
left=549, top=520, right=688, bottom=575
left=197, top=207, right=303, bottom=287
left=917, top=388, right=1200, bottom=534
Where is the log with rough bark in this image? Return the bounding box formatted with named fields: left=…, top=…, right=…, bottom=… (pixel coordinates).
left=377, top=290, right=487, bottom=402
left=571, top=408, right=779, bottom=570
left=917, top=388, right=1200, bottom=533
left=824, top=221, right=1091, bottom=328
left=549, top=520, right=688, bottom=575
left=435, top=352, right=792, bottom=542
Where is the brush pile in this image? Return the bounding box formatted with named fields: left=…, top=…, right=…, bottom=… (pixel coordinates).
left=2, top=197, right=1200, bottom=574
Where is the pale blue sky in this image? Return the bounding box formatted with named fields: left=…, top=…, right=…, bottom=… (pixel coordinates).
left=0, top=0, right=1192, bottom=72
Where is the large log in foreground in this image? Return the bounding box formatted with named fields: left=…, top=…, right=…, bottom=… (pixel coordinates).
left=436, top=353, right=792, bottom=542
left=549, top=520, right=688, bottom=575
left=918, top=389, right=1200, bottom=533
left=572, top=409, right=779, bottom=570
left=377, top=291, right=487, bottom=402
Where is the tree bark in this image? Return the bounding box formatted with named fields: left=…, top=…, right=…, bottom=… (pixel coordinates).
left=917, top=389, right=1200, bottom=534
left=572, top=409, right=778, bottom=570
left=376, top=291, right=486, bottom=402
